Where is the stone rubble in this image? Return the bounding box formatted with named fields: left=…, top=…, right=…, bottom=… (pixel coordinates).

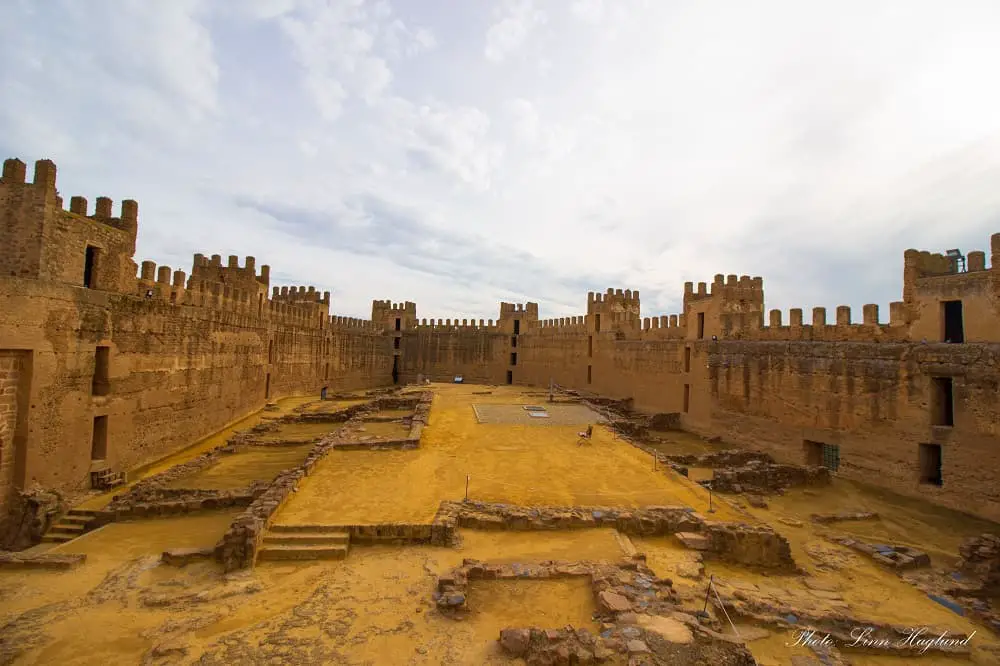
left=437, top=558, right=756, bottom=664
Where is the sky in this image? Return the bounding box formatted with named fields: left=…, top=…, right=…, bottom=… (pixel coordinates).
left=2, top=0, right=1000, bottom=322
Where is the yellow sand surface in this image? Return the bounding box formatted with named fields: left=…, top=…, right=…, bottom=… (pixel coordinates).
left=274, top=384, right=738, bottom=525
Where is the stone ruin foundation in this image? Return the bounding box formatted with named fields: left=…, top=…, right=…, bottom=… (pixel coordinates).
left=435, top=557, right=758, bottom=665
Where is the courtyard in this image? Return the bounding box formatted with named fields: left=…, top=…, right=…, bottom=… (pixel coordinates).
left=1, top=384, right=998, bottom=665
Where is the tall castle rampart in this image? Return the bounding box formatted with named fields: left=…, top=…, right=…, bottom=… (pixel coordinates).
left=2, top=156, right=1000, bottom=528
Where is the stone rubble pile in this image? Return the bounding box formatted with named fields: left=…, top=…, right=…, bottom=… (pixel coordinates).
left=833, top=537, right=930, bottom=570
left=435, top=558, right=756, bottom=665
left=957, top=533, right=1000, bottom=594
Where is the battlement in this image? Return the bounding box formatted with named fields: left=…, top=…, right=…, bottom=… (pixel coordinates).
left=329, top=316, right=376, bottom=330
left=413, top=318, right=500, bottom=331
left=536, top=315, right=588, bottom=334
left=733, top=301, right=910, bottom=342
left=587, top=287, right=640, bottom=307
left=271, top=284, right=330, bottom=305
left=498, top=301, right=539, bottom=320
left=639, top=313, right=687, bottom=340
left=902, top=233, right=1000, bottom=300
left=372, top=300, right=417, bottom=315
left=190, top=253, right=271, bottom=293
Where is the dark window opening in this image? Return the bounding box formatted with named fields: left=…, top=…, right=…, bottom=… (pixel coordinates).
left=804, top=440, right=840, bottom=472
left=92, top=346, right=110, bottom=396
left=697, top=312, right=705, bottom=339
left=588, top=336, right=593, bottom=357
left=942, top=300, right=964, bottom=343
left=513, top=319, right=521, bottom=335
left=258, top=294, right=263, bottom=316
left=511, top=336, right=517, bottom=347
left=510, top=352, right=518, bottom=366
left=395, top=317, right=401, bottom=331
left=587, top=365, right=592, bottom=384
left=919, top=443, right=943, bottom=486
left=594, top=314, right=601, bottom=333
left=84, top=245, right=99, bottom=288
left=930, top=377, right=955, bottom=427
left=393, top=337, right=400, bottom=349
left=265, top=373, right=271, bottom=399
left=392, top=356, right=399, bottom=384
left=91, top=415, right=108, bottom=461
left=506, top=370, right=513, bottom=384
left=683, top=384, right=690, bottom=413
left=684, top=347, right=691, bottom=373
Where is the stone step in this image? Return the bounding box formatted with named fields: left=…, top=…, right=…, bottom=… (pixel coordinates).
left=262, top=532, right=350, bottom=546
left=49, top=524, right=86, bottom=535
left=257, top=544, right=349, bottom=561
left=62, top=515, right=94, bottom=525
left=269, top=524, right=351, bottom=534
left=40, top=534, right=75, bottom=543
left=68, top=509, right=99, bottom=518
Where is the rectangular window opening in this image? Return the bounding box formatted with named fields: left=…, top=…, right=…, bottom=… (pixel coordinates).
left=803, top=440, right=840, bottom=472
left=683, top=384, right=690, bottom=413
left=684, top=347, right=691, bottom=373
left=919, top=443, right=943, bottom=486
left=84, top=245, right=99, bottom=288
left=930, top=377, right=955, bottom=427
left=511, top=336, right=517, bottom=348
left=92, top=346, right=110, bottom=396
left=513, top=319, right=521, bottom=335
left=265, top=373, right=271, bottom=399
left=506, top=370, right=513, bottom=385
left=510, top=352, right=518, bottom=366
left=594, top=314, right=601, bottom=333
left=395, top=317, right=401, bottom=331
left=697, top=312, right=705, bottom=339
left=587, top=365, right=592, bottom=384
left=942, top=300, right=964, bottom=343
left=91, top=415, right=108, bottom=461
left=393, top=337, right=400, bottom=349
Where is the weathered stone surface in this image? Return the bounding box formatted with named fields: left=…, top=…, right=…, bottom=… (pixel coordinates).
left=0, top=550, right=86, bottom=569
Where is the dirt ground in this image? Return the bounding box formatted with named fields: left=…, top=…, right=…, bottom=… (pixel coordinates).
left=2, top=384, right=1000, bottom=665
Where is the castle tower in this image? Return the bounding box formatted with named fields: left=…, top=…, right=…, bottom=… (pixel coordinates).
left=682, top=275, right=764, bottom=340
left=586, top=288, right=641, bottom=335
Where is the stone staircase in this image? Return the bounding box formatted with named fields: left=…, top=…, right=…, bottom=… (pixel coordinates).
left=257, top=524, right=351, bottom=561
left=41, top=509, right=99, bottom=544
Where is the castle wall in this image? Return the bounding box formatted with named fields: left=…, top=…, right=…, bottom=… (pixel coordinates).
left=0, top=351, right=29, bottom=516
left=0, top=275, right=391, bottom=522
left=398, top=325, right=509, bottom=383
left=706, top=341, right=1000, bottom=520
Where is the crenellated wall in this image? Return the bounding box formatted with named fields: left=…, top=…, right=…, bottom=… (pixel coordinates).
left=0, top=158, right=394, bottom=531
left=3, top=154, right=1000, bottom=527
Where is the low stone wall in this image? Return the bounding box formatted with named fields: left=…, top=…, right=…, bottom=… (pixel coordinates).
left=97, top=488, right=257, bottom=525
left=709, top=461, right=831, bottom=494
left=0, top=550, right=87, bottom=570
left=345, top=523, right=433, bottom=544
left=662, top=449, right=774, bottom=469
left=702, top=521, right=797, bottom=571
left=435, top=500, right=796, bottom=570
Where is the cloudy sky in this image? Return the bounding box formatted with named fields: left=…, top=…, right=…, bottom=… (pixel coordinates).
left=3, top=0, right=1000, bottom=322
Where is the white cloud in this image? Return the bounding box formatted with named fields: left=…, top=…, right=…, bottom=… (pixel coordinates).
left=484, top=0, right=546, bottom=63
left=2, top=0, right=1000, bottom=323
